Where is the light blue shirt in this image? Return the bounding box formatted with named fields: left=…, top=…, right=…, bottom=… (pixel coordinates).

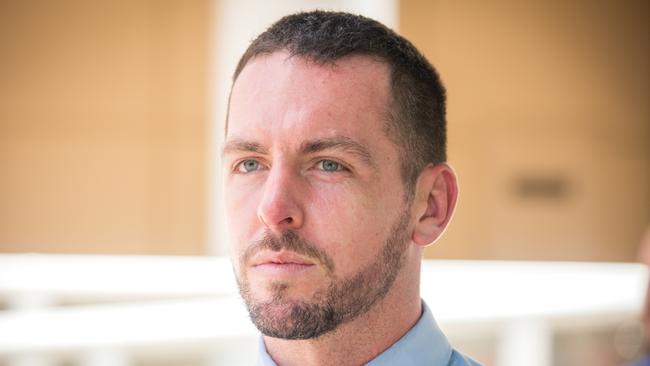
left=257, top=301, right=481, bottom=365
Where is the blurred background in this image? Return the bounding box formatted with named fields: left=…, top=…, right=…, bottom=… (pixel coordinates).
left=0, top=0, right=648, bottom=365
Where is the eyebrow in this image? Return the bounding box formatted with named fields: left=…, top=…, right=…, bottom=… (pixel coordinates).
left=300, top=136, right=376, bottom=168
left=221, top=139, right=269, bottom=157
left=221, top=136, right=376, bottom=168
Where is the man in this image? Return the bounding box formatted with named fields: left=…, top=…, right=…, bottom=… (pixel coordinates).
left=222, top=11, right=481, bottom=366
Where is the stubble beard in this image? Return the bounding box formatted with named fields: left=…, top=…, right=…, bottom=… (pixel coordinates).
left=236, top=206, right=412, bottom=340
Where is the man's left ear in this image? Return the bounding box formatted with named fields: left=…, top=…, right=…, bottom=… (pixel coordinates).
left=411, top=163, right=459, bottom=247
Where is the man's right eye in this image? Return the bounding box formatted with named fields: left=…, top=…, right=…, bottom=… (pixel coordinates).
left=236, top=159, right=261, bottom=173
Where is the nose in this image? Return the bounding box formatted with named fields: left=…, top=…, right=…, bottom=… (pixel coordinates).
left=257, top=165, right=305, bottom=232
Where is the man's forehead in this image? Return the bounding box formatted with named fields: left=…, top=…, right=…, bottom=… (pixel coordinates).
left=229, top=52, right=391, bottom=114
left=226, top=51, right=393, bottom=144
left=235, top=51, right=390, bottom=86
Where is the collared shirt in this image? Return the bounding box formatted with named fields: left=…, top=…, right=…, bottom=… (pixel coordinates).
left=257, top=301, right=481, bottom=366
left=632, top=355, right=650, bottom=366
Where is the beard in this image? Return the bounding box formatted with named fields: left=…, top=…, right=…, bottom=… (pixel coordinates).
left=235, top=205, right=412, bottom=340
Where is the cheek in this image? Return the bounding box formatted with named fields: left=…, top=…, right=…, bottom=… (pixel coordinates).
left=224, top=179, right=264, bottom=255
left=306, top=182, right=392, bottom=275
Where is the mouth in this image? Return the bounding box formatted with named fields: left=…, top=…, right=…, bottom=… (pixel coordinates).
left=250, top=251, right=316, bottom=275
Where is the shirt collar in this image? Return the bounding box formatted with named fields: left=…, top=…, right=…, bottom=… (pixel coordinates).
left=257, top=301, right=452, bottom=366
left=257, top=335, right=276, bottom=366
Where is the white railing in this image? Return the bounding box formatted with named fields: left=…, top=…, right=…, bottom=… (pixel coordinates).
left=0, top=254, right=646, bottom=366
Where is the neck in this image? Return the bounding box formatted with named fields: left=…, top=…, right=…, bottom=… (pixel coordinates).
left=264, top=257, right=422, bottom=366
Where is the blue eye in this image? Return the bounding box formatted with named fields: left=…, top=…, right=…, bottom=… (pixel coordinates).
left=319, top=159, right=343, bottom=172
left=237, top=159, right=260, bottom=173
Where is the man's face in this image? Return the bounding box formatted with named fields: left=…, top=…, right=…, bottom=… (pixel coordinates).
left=222, top=52, right=413, bottom=339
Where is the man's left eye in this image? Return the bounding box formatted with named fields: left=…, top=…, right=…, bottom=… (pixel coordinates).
left=236, top=159, right=261, bottom=173
left=318, top=159, right=344, bottom=172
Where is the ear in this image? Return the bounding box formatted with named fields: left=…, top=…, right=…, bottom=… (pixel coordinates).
left=411, top=163, right=459, bottom=247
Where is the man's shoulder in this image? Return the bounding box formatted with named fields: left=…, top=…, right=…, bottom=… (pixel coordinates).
left=448, top=350, right=482, bottom=366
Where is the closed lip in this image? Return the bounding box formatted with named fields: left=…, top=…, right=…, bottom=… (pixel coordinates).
left=250, top=251, right=315, bottom=267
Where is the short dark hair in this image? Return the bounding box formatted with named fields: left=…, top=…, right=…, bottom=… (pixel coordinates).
left=231, top=10, right=447, bottom=194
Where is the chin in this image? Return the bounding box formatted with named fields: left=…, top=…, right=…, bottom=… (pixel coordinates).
left=248, top=298, right=340, bottom=340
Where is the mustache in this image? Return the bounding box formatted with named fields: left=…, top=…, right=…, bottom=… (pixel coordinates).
left=243, top=230, right=335, bottom=273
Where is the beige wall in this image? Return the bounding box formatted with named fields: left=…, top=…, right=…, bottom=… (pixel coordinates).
left=2, top=1, right=648, bottom=261
left=0, top=0, right=209, bottom=254
left=401, top=0, right=650, bottom=261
